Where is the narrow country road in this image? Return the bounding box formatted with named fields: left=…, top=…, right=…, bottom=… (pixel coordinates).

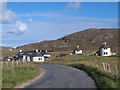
left=25, top=64, right=96, bottom=88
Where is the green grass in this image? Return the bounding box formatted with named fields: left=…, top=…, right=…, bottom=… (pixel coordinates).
left=40, top=55, right=119, bottom=88
left=69, top=64, right=119, bottom=89
left=46, top=55, right=118, bottom=75
left=0, top=64, right=2, bottom=90
left=2, top=62, right=41, bottom=88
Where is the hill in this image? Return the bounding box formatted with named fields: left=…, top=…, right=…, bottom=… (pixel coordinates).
left=15, top=28, right=118, bottom=54
left=0, top=46, right=16, bottom=57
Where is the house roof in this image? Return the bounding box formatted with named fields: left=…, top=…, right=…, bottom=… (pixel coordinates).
left=32, top=52, right=43, bottom=57
left=74, top=46, right=82, bottom=51
left=99, top=44, right=108, bottom=49
left=16, top=50, right=46, bottom=57
left=99, top=42, right=109, bottom=49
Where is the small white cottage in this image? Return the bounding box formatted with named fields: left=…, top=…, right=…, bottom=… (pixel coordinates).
left=97, top=42, right=111, bottom=56
left=32, top=53, right=44, bottom=62
left=17, top=49, right=45, bottom=62
left=73, top=46, right=82, bottom=55
left=43, top=50, right=51, bottom=58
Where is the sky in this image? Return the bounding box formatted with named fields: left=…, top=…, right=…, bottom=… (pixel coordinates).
left=0, top=2, right=118, bottom=47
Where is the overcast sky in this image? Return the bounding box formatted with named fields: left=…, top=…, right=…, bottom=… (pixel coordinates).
left=1, top=2, right=118, bottom=47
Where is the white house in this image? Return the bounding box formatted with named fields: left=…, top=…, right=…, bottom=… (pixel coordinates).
left=16, top=49, right=45, bottom=62
left=32, top=52, right=44, bottom=62
left=43, top=50, right=51, bottom=58
left=73, top=46, right=82, bottom=55
left=97, top=42, right=111, bottom=56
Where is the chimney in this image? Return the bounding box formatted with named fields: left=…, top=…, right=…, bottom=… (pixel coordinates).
left=20, top=50, right=22, bottom=52
left=40, top=50, right=42, bottom=52
left=104, top=42, right=106, bottom=45
left=77, top=46, right=79, bottom=48
left=36, top=49, right=38, bottom=52
left=103, top=42, right=106, bottom=45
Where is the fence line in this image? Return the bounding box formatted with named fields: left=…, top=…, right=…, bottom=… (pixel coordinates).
left=2, top=59, right=119, bottom=78
left=2, top=60, right=28, bottom=69
left=0, top=61, right=3, bottom=90
left=115, top=65, right=118, bottom=78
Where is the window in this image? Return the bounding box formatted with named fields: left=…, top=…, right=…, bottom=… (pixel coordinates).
left=104, top=52, right=108, bottom=55
left=104, top=48, right=107, bottom=50
left=38, top=58, right=43, bottom=60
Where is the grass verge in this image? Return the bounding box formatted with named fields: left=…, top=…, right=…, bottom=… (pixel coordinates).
left=69, top=64, right=119, bottom=89
left=2, top=62, right=41, bottom=88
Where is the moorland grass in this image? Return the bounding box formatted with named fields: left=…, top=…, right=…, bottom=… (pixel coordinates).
left=41, top=55, right=119, bottom=89
left=2, top=62, right=41, bottom=88
left=69, top=64, right=119, bottom=89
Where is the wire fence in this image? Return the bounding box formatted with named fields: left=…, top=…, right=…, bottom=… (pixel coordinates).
left=0, top=59, right=31, bottom=89
left=1, top=59, right=29, bottom=69
left=0, top=61, right=2, bottom=90
left=45, top=59, right=119, bottom=77
left=0, top=57, right=119, bottom=89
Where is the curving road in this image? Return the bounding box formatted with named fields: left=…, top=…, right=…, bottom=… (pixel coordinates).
left=25, top=64, right=96, bottom=88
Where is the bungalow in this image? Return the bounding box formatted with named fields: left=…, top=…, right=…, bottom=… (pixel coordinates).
left=41, top=50, right=51, bottom=58
left=73, top=46, right=82, bottom=55
left=96, top=42, right=111, bottom=56
left=3, top=56, right=13, bottom=62
left=32, top=51, right=44, bottom=62
left=16, top=49, right=51, bottom=62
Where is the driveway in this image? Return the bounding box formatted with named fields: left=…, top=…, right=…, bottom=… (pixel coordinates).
left=25, top=64, right=96, bottom=88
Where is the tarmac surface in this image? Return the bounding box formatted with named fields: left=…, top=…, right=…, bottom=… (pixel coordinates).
left=25, top=64, right=96, bottom=88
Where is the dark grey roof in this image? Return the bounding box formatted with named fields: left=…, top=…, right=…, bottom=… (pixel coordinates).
left=99, top=43, right=109, bottom=49
left=40, top=50, right=48, bottom=55
left=74, top=46, right=82, bottom=51
left=99, top=45, right=108, bottom=48
left=32, top=52, right=43, bottom=57
left=16, top=50, right=44, bottom=57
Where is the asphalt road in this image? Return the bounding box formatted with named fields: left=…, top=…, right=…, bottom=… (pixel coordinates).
left=25, top=64, right=96, bottom=88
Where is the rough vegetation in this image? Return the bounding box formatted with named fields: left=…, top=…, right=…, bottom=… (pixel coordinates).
left=41, top=55, right=119, bottom=88
left=2, top=62, right=41, bottom=88
left=15, top=28, right=118, bottom=54
left=69, top=64, right=119, bottom=89
left=1, top=28, right=118, bottom=57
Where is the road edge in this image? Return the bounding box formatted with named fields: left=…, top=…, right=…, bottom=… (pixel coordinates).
left=14, top=68, right=45, bottom=88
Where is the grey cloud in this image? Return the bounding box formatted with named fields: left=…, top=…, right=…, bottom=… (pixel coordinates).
left=66, top=2, right=80, bottom=9
left=0, top=2, right=16, bottom=24
left=7, top=20, right=27, bottom=35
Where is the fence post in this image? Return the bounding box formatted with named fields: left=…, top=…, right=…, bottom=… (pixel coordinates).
left=96, top=64, right=98, bottom=68
left=16, top=60, right=18, bottom=67
left=12, top=60, right=14, bottom=68
left=103, top=62, right=106, bottom=71
left=115, top=65, right=118, bottom=78
left=5, top=61, right=8, bottom=66
left=18, top=59, right=21, bottom=67
left=105, top=62, right=108, bottom=72
left=108, top=64, right=111, bottom=72
left=0, top=61, right=3, bottom=90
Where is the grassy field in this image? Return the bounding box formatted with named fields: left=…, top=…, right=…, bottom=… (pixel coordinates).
left=41, top=54, right=119, bottom=88
left=1, top=54, right=119, bottom=88
left=44, top=55, right=119, bottom=75
left=0, top=50, right=1, bottom=89
left=69, top=64, right=119, bottom=89
left=2, top=62, right=41, bottom=88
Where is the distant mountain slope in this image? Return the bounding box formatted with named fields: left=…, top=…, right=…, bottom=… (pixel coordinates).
left=1, top=46, right=16, bottom=57
left=16, top=28, right=118, bottom=54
